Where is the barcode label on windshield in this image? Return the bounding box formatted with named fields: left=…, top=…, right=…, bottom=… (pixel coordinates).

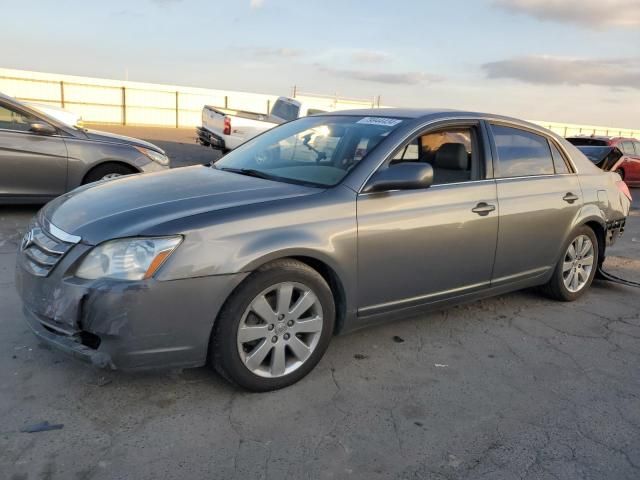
left=356, top=117, right=402, bottom=127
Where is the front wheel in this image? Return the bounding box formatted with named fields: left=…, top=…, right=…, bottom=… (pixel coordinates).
left=541, top=226, right=599, bottom=301
left=82, top=163, right=137, bottom=184
left=210, top=259, right=335, bottom=391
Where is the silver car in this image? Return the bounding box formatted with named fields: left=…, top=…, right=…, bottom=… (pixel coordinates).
left=15, top=109, right=631, bottom=391
left=0, top=93, right=170, bottom=203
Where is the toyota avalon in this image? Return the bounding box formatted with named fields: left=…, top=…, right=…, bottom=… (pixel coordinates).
left=15, top=109, right=631, bottom=391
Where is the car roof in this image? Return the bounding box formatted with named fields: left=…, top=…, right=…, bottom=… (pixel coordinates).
left=321, top=107, right=554, bottom=136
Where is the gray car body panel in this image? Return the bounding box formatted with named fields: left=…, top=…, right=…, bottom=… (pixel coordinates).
left=0, top=93, right=168, bottom=203
left=15, top=109, right=631, bottom=370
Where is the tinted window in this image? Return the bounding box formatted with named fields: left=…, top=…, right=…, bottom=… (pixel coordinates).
left=0, top=104, right=36, bottom=132
left=549, top=141, right=570, bottom=174
left=391, top=128, right=476, bottom=185
left=492, top=125, right=554, bottom=178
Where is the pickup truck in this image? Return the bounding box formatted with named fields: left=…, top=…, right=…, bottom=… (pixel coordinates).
left=196, top=96, right=325, bottom=152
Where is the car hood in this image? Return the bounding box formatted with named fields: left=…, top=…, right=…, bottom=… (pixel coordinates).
left=82, top=129, right=164, bottom=153
left=42, top=166, right=320, bottom=245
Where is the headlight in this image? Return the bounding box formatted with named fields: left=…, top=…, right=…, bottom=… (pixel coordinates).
left=76, top=236, right=182, bottom=280
left=135, top=146, right=170, bottom=166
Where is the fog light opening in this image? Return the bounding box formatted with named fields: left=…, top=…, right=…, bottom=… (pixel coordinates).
left=79, top=331, right=101, bottom=350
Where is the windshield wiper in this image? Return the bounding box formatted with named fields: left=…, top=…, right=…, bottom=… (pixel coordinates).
left=217, top=167, right=277, bottom=180
left=215, top=166, right=327, bottom=188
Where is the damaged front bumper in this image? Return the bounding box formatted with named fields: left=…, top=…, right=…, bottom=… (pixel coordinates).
left=22, top=306, right=113, bottom=368
left=15, top=225, right=248, bottom=371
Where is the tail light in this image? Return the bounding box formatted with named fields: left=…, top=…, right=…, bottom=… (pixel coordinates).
left=223, top=117, right=231, bottom=135
left=616, top=179, right=632, bottom=202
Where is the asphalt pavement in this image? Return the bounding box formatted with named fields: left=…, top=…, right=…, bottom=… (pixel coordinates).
left=0, top=130, right=638, bottom=480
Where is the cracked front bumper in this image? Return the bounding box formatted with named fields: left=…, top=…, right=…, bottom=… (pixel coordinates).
left=15, top=242, right=248, bottom=370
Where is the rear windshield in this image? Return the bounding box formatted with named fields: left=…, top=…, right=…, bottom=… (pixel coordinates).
left=566, top=137, right=608, bottom=147
left=270, top=100, right=301, bottom=122
left=215, top=115, right=406, bottom=187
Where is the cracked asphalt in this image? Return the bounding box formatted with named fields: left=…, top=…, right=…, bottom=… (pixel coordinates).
left=1, top=130, right=639, bottom=480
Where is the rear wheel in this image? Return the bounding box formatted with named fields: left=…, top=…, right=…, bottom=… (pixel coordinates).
left=210, top=259, right=335, bottom=391
left=82, top=163, right=137, bottom=184
left=541, top=226, right=598, bottom=301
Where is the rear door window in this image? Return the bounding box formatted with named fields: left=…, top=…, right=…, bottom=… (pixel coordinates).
left=491, top=125, right=554, bottom=178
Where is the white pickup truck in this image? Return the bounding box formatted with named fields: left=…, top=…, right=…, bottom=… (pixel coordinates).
left=196, top=96, right=326, bottom=152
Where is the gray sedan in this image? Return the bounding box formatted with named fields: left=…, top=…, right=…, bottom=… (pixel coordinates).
left=0, top=93, right=170, bottom=203
left=15, top=109, right=631, bottom=391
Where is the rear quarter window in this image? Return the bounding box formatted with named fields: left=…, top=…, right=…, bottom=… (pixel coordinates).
left=491, top=125, right=555, bottom=178
left=549, top=141, right=571, bottom=174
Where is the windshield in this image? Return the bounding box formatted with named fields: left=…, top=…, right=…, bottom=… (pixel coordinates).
left=215, top=115, right=405, bottom=187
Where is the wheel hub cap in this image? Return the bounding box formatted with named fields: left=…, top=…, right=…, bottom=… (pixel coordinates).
left=562, top=234, right=595, bottom=293
left=236, top=281, right=324, bottom=378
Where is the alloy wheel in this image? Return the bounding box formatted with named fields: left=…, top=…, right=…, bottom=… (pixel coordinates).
left=562, top=234, right=595, bottom=293
left=237, top=282, right=323, bottom=378
left=101, top=173, right=123, bottom=180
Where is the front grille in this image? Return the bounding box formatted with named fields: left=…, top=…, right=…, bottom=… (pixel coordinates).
left=21, top=222, right=76, bottom=277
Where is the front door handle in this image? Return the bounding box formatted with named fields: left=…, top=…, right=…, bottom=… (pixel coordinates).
left=472, top=202, right=496, bottom=216
left=563, top=193, right=579, bottom=204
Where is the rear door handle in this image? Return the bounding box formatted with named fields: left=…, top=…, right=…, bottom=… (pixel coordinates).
left=563, top=193, right=579, bottom=204
left=471, top=202, right=496, bottom=216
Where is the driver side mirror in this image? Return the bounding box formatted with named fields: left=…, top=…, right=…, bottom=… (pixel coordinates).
left=29, top=122, right=57, bottom=135
left=362, top=162, right=434, bottom=193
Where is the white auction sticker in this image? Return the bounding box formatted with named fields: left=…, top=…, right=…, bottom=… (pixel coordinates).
left=356, top=117, right=403, bottom=127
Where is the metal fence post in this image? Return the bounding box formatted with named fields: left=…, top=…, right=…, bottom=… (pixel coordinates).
left=266, top=99, right=270, bottom=115
left=224, top=95, right=228, bottom=109
left=59, top=81, right=65, bottom=108
left=175, top=91, right=179, bottom=128
left=121, top=87, right=126, bottom=126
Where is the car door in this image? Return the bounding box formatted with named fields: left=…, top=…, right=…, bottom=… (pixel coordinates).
left=488, top=123, right=583, bottom=286
left=0, top=101, right=67, bottom=199
left=356, top=121, right=499, bottom=316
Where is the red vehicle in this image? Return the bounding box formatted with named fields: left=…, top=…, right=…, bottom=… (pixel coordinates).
left=566, top=136, right=640, bottom=187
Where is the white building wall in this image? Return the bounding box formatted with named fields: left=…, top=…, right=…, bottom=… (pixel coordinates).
left=0, top=67, right=637, bottom=139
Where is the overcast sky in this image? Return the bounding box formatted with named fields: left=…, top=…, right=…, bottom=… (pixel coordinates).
left=2, top=0, right=639, bottom=128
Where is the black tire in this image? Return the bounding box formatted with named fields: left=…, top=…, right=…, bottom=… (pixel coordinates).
left=541, top=225, right=599, bottom=302
left=82, top=163, right=137, bottom=184
left=210, top=259, right=335, bottom=392
left=614, top=169, right=625, bottom=181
